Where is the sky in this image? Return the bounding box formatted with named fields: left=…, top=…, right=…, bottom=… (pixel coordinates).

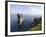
left=10, top=4, right=43, bottom=15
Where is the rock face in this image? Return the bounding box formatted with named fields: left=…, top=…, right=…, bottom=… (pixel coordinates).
left=17, top=13, right=24, bottom=31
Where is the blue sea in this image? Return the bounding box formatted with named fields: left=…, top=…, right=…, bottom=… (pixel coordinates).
left=10, top=15, right=41, bottom=32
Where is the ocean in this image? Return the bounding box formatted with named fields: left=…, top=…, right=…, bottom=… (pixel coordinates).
left=10, top=15, right=41, bottom=32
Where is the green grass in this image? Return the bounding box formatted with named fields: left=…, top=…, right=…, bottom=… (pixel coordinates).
left=29, top=24, right=42, bottom=31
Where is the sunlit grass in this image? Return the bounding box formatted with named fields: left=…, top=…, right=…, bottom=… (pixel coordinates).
left=29, top=24, right=42, bottom=31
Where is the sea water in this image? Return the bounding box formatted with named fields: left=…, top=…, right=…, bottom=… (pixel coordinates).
left=10, top=15, right=41, bottom=32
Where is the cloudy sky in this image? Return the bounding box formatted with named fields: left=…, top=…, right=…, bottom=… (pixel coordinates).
left=10, top=4, right=43, bottom=15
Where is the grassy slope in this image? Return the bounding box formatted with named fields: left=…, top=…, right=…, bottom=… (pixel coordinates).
left=29, top=23, right=42, bottom=31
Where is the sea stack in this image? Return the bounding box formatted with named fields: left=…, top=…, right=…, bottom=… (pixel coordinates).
left=17, top=13, right=24, bottom=31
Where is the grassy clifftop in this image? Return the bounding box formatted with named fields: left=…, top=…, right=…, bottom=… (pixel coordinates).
left=28, top=17, right=42, bottom=31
